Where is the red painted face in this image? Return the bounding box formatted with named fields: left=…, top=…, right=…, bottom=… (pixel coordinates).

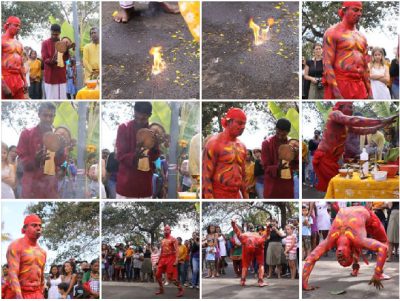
left=7, top=23, right=20, bottom=36
left=343, top=5, right=362, bottom=25
left=340, top=104, right=353, bottom=116
left=164, top=225, right=171, bottom=237
left=336, top=236, right=353, bottom=267
left=227, top=118, right=246, bottom=137
left=24, top=222, right=42, bottom=240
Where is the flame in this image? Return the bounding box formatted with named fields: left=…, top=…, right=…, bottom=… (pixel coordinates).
left=249, top=18, right=262, bottom=46
left=249, top=18, right=273, bottom=46
left=149, top=46, right=166, bottom=75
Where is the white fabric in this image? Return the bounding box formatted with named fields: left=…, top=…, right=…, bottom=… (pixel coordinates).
left=44, top=83, right=67, bottom=99
left=48, top=276, right=62, bottom=299
left=218, top=235, right=227, bottom=256
left=1, top=165, right=15, bottom=199
left=120, top=1, right=135, bottom=9
left=316, top=201, right=331, bottom=231
left=371, top=66, right=391, bottom=100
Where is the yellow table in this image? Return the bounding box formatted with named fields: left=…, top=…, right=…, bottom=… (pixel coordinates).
left=178, top=191, right=197, bottom=199
left=325, top=172, right=399, bottom=199
left=76, top=86, right=100, bottom=99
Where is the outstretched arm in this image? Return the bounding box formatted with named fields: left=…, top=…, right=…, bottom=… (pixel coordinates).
left=360, top=237, right=387, bottom=289
left=330, top=111, right=396, bottom=128
left=303, top=238, right=331, bottom=290
left=231, top=220, right=242, bottom=241
left=348, top=124, right=385, bottom=135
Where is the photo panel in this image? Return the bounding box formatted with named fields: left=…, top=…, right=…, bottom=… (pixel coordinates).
left=302, top=1, right=399, bottom=100
left=202, top=201, right=300, bottom=299
left=101, top=101, right=200, bottom=199
left=1, top=201, right=100, bottom=299
left=101, top=1, right=200, bottom=99
left=301, top=201, right=399, bottom=299
left=1, top=1, right=100, bottom=100
left=202, top=1, right=299, bottom=99
left=1, top=101, right=100, bottom=199
left=202, top=101, right=300, bottom=199
left=101, top=201, right=200, bottom=299
left=301, top=101, right=399, bottom=200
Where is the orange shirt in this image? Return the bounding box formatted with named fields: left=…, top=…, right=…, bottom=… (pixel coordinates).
left=178, top=244, right=188, bottom=262
left=125, top=248, right=134, bottom=258
left=29, top=59, right=41, bottom=81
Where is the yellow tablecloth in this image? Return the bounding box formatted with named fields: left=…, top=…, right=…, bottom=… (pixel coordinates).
left=178, top=191, right=197, bottom=199
left=325, top=172, right=399, bottom=199
left=76, top=86, right=100, bottom=99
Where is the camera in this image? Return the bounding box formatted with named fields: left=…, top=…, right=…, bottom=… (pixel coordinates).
left=316, top=78, right=323, bottom=90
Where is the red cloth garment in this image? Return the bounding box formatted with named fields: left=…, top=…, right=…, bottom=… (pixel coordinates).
left=21, top=287, right=44, bottom=299
left=41, top=38, right=68, bottom=84
left=16, top=126, right=65, bottom=198
left=312, top=149, right=339, bottom=192
left=212, top=181, right=241, bottom=199
left=324, top=79, right=368, bottom=99
left=262, top=135, right=295, bottom=199
left=116, top=120, right=160, bottom=198
left=24, top=215, right=42, bottom=225
left=2, top=70, right=25, bottom=99
left=156, top=254, right=178, bottom=280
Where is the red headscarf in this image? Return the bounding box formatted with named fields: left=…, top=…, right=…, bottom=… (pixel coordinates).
left=333, top=101, right=353, bottom=111
left=4, top=16, right=21, bottom=30
left=23, top=214, right=42, bottom=226
left=221, top=108, right=247, bottom=128
left=338, top=2, right=362, bottom=18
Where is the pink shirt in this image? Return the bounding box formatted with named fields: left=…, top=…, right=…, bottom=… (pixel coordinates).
left=285, top=234, right=297, bottom=254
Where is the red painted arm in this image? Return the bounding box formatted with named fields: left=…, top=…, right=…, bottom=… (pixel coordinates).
left=360, top=237, right=387, bottom=289
left=202, top=139, right=217, bottom=199
left=348, top=124, right=384, bottom=135
left=302, top=238, right=331, bottom=290
left=330, top=111, right=384, bottom=127
left=231, top=220, right=242, bottom=242
left=323, top=29, right=342, bottom=99
left=6, top=243, right=23, bottom=299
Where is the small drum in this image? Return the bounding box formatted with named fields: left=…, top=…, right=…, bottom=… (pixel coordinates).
left=278, top=139, right=299, bottom=162
left=55, top=41, right=68, bottom=53
left=136, top=128, right=156, bottom=149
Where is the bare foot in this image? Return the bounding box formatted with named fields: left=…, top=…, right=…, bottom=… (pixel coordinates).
left=159, top=2, right=180, bottom=14
left=114, top=7, right=134, bottom=23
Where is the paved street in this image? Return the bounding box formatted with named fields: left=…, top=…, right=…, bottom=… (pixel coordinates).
left=102, top=280, right=199, bottom=299
left=302, top=255, right=399, bottom=299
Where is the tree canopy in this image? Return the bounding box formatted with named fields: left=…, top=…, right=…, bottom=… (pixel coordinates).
left=202, top=202, right=298, bottom=232
left=302, top=1, right=399, bottom=57
left=26, top=202, right=99, bottom=264
left=102, top=202, right=199, bottom=245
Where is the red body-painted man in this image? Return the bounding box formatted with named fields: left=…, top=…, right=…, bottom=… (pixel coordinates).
left=155, top=225, right=184, bottom=297
left=231, top=220, right=270, bottom=287
left=1, top=16, right=27, bottom=99
left=303, top=206, right=388, bottom=291
left=202, top=108, right=248, bottom=199
left=313, top=102, right=397, bottom=192
left=6, top=214, right=46, bottom=299
left=323, top=2, right=371, bottom=99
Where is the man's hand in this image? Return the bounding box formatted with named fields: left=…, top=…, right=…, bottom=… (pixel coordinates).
left=35, top=148, right=50, bottom=165
left=2, top=83, right=13, bottom=98
left=383, top=115, right=398, bottom=125
left=369, top=275, right=384, bottom=290
left=173, top=260, right=178, bottom=266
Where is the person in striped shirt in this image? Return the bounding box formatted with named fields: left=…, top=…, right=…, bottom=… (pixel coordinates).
left=284, top=224, right=297, bottom=280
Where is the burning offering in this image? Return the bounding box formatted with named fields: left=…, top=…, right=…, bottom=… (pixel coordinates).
left=149, top=46, right=166, bottom=75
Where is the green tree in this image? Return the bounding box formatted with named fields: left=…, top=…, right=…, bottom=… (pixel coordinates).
left=102, top=202, right=199, bottom=245
left=302, top=1, right=399, bottom=57
left=26, top=202, right=99, bottom=264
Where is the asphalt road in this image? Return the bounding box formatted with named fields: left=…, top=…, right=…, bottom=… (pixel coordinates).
left=102, top=280, right=199, bottom=299
left=202, top=259, right=299, bottom=299
left=102, top=2, right=200, bottom=99
left=202, top=1, right=299, bottom=99
left=302, top=256, right=399, bottom=299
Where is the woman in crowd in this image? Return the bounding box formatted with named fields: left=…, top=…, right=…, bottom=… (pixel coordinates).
left=47, top=265, right=62, bottom=299
left=304, top=43, right=324, bottom=99
left=387, top=201, right=399, bottom=262
left=1, top=142, right=16, bottom=199
left=369, top=47, right=391, bottom=99
left=216, top=226, right=227, bottom=276
left=315, top=201, right=330, bottom=243
left=266, top=219, right=285, bottom=279
left=190, top=232, right=200, bottom=289
left=61, top=261, right=77, bottom=298
left=83, top=259, right=100, bottom=298
left=142, top=245, right=153, bottom=282
left=253, top=148, right=264, bottom=199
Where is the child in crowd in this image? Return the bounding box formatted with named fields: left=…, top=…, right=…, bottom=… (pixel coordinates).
left=151, top=246, right=160, bottom=283
left=87, top=164, right=106, bottom=198
left=58, top=282, right=70, bottom=299
left=73, top=273, right=85, bottom=299
left=205, top=239, right=216, bottom=278
left=302, top=205, right=313, bottom=259
left=284, top=224, right=297, bottom=280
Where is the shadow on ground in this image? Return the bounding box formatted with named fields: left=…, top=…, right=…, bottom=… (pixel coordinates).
left=202, top=1, right=299, bottom=99
left=102, top=2, right=200, bottom=99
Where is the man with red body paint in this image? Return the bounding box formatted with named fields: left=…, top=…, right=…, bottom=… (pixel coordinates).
left=155, top=225, right=184, bottom=297
left=202, top=108, right=248, bottom=199
left=313, top=102, right=397, bottom=192
left=323, top=2, right=371, bottom=99
left=1, top=16, right=27, bottom=99
left=303, top=206, right=389, bottom=291
left=6, top=214, right=46, bottom=299
left=231, top=220, right=270, bottom=287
